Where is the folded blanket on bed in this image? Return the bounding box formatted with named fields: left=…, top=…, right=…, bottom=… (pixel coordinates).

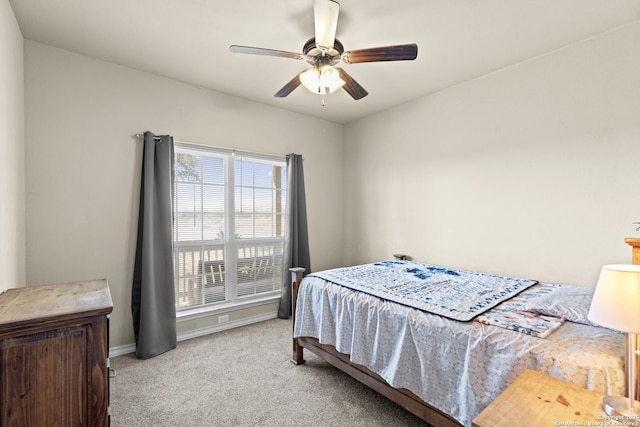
left=475, top=283, right=565, bottom=338
left=309, top=260, right=538, bottom=321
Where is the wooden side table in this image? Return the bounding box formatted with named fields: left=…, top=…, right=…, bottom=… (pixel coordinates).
left=625, top=237, right=640, bottom=401
left=473, top=370, right=613, bottom=427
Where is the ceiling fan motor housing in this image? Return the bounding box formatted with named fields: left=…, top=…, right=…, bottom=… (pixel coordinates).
left=303, top=37, right=343, bottom=66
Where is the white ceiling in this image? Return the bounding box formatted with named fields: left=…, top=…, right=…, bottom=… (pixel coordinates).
left=9, top=0, right=640, bottom=124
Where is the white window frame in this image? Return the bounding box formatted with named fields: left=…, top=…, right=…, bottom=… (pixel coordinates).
left=173, top=143, right=287, bottom=321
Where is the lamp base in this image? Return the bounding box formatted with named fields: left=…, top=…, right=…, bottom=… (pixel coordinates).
left=603, top=395, right=640, bottom=416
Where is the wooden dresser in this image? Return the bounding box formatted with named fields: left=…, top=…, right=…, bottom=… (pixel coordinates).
left=0, top=279, right=113, bottom=426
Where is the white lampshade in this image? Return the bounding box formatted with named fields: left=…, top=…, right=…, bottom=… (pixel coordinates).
left=588, top=264, right=640, bottom=334
left=299, top=67, right=321, bottom=93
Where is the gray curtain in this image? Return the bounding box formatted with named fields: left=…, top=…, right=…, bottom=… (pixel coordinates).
left=131, top=131, right=177, bottom=359
left=278, top=154, right=311, bottom=319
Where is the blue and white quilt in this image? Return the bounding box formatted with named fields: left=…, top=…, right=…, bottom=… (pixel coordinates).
left=309, top=260, right=538, bottom=321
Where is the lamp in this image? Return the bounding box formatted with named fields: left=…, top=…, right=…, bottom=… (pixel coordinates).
left=299, top=65, right=345, bottom=95
left=588, top=264, right=640, bottom=416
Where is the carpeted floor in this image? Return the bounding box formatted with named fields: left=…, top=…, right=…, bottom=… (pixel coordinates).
left=110, top=318, right=431, bottom=426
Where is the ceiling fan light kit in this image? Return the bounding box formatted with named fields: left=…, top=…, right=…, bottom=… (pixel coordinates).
left=300, top=65, right=345, bottom=95
left=229, top=0, right=418, bottom=103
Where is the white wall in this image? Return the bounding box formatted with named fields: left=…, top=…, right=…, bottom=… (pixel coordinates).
left=21, top=14, right=640, bottom=350
left=344, top=22, right=640, bottom=287
left=0, top=0, right=25, bottom=293
left=24, top=41, right=344, bottom=348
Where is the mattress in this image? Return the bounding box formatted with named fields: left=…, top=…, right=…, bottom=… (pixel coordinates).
left=293, top=271, right=625, bottom=427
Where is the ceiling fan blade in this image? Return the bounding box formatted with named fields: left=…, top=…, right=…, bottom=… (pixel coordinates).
left=314, top=0, right=340, bottom=51
left=342, top=44, right=418, bottom=64
left=274, top=73, right=303, bottom=98
left=229, top=45, right=304, bottom=60
left=335, top=68, right=368, bottom=100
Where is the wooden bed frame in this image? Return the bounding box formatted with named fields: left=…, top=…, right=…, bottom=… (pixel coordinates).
left=289, top=267, right=462, bottom=427
left=289, top=240, right=640, bottom=425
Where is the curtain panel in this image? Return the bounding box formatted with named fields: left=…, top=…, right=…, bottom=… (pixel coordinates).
left=278, top=153, right=311, bottom=319
left=131, top=131, right=177, bottom=359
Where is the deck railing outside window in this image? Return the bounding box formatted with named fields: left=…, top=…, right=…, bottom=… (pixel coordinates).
left=174, top=241, right=284, bottom=309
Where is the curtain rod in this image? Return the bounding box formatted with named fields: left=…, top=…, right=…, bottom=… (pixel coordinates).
left=133, top=134, right=285, bottom=159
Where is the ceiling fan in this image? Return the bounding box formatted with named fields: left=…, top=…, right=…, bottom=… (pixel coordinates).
left=229, top=0, right=418, bottom=103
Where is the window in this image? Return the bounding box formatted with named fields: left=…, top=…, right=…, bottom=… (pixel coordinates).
left=173, top=144, right=287, bottom=312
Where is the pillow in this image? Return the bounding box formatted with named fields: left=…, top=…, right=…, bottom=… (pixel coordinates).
left=521, top=285, right=598, bottom=327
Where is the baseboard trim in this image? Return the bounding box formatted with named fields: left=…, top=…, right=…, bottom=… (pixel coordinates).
left=177, top=311, right=278, bottom=342
left=110, top=343, right=136, bottom=357
left=109, top=311, right=279, bottom=357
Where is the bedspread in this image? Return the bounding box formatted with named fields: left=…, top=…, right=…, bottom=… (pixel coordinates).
left=294, top=275, right=625, bottom=427
left=309, top=261, right=537, bottom=321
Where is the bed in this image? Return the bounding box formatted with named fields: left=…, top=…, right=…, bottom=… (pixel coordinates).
left=289, top=261, right=626, bottom=427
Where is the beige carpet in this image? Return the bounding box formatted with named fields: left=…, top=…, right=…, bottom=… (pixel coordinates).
left=110, top=318, right=431, bottom=426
